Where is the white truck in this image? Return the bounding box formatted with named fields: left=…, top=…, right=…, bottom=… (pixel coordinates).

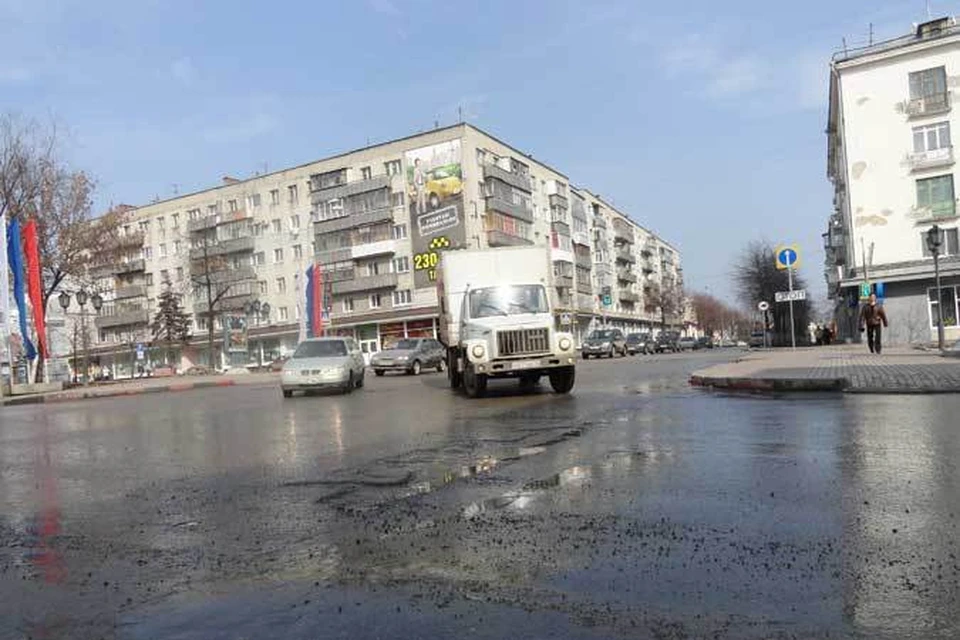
left=437, top=246, right=577, bottom=398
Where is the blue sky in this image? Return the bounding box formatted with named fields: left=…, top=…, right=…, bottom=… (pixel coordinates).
left=2, top=0, right=954, bottom=305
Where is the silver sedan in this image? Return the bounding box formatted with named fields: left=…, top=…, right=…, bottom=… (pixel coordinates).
left=280, top=337, right=366, bottom=397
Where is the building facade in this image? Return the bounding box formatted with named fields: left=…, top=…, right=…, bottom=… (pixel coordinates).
left=826, top=17, right=960, bottom=345
left=84, top=124, right=683, bottom=374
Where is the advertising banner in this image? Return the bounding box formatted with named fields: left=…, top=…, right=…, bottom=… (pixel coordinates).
left=405, top=140, right=467, bottom=288
left=223, top=314, right=248, bottom=353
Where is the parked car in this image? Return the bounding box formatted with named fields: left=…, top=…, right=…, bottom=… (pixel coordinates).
left=625, top=333, right=653, bottom=355
left=371, top=338, right=446, bottom=376
left=268, top=356, right=289, bottom=372
left=677, top=336, right=698, bottom=351
left=654, top=331, right=681, bottom=353
left=280, top=337, right=366, bottom=398
left=695, top=337, right=713, bottom=350
left=581, top=328, right=627, bottom=359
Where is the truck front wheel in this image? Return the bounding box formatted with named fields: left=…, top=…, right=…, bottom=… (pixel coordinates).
left=548, top=366, right=575, bottom=394
left=463, top=363, right=487, bottom=398
left=447, top=349, right=463, bottom=389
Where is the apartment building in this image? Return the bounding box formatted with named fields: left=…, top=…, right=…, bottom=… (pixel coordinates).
left=826, top=17, right=960, bottom=344
left=84, top=124, right=682, bottom=373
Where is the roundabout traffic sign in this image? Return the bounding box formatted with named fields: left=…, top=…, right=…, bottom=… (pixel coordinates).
left=758, top=301, right=770, bottom=312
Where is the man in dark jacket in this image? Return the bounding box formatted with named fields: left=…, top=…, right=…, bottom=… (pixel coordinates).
left=859, top=293, right=889, bottom=354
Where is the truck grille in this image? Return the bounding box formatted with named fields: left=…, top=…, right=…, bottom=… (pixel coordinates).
left=497, top=328, right=550, bottom=357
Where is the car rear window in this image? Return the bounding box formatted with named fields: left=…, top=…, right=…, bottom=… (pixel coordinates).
left=293, top=340, right=347, bottom=358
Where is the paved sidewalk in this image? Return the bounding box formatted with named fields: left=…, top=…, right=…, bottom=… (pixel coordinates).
left=690, top=345, right=960, bottom=393
left=1, top=371, right=280, bottom=406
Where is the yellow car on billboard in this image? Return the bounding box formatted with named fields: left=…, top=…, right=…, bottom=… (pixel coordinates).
left=424, top=164, right=462, bottom=210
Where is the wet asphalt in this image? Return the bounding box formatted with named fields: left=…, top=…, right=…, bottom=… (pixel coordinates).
left=2, top=350, right=960, bottom=639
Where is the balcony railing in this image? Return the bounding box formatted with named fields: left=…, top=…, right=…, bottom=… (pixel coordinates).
left=613, top=223, right=634, bottom=244
left=555, top=275, right=574, bottom=289
left=482, top=163, right=532, bottom=192
left=575, top=250, right=592, bottom=267
left=615, top=246, right=636, bottom=263
left=114, top=285, right=147, bottom=300
left=618, top=290, right=640, bottom=303
left=548, top=193, right=568, bottom=208
left=908, top=147, right=955, bottom=171
left=194, top=291, right=256, bottom=314
left=572, top=232, right=590, bottom=247
left=95, top=308, right=150, bottom=329
left=907, top=92, right=951, bottom=117
left=188, top=236, right=255, bottom=260
left=309, top=174, right=391, bottom=201
left=331, top=272, right=399, bottom=295
left=114, top=259, right=146, bottom=275
left=187, top=209, right=253, bottom=233
left=115, top=230, right=145, bottom=248
left=576, top=279, right=593, bottom=295
left=351, top=239, right=397, bottom=259
left=593, top=217, right=607, bottom=229
left=487, top=229, right=532, bottom=248
left=486, top=196, right=534, bottom=223
left=314, top=207, right=394, bottom=234
left=616, top=269, right=637, bottom=283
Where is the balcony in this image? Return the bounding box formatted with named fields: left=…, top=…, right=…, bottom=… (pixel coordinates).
left=114, top=259, right=146, bottom=275
left=95, top=308, right=150, bottom=329
left=316, top=247, right=354, bottom=265
left=187, top=209, right=252, bottom=234
left=331, top=272, right=398, bottom=295
left=188, top=236, right=255, bottom=260
left=548, top=193, right=568, bottom=208
left=115, top=230, right=145, bottom=249
left=555, top=275, right=574, bottom=289
left=575, top=250, right=592, bottom=268
left=572, top=231, right=590, bottom=247
left=114, top=285, right=147, bottom=300
left=576, top=279, right=593, bottom=295
left=907, top=92, right=951, bottom=118
left=617, top=269, right=637, bottom=283
left=208, top=266, right=256, bottom=284
left=486, top=196, right=534, bottom=223
left=593, top=216, right=607, bottom=229
left=352, top=239, right=397, bottom=259
left=487, top=230, right=532, bottom=248
left=615, top=246, right=636, bottom=263
left=552, top=247, right=574, bottom=264
left=618, top=290, right=640, bottom=303
left=613, top=224, right=635, bottom=244
left=309, top=174, right=391, bottom=201
left=314, top=207, right=394, bottom=234
left=908, top=147, right=955, bottom=171
left=551, top=219, right=571, bottom=235
left=482, top=163, right=532, bottom=192
left=594, top=263, right=612, bottom=277
left=194, top=291, right=256, bottom=314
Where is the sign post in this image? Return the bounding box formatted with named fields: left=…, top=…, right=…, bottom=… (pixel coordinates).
left=775, top=245, right=801, bottom=350
left=757, top=301, right=770, bottom=348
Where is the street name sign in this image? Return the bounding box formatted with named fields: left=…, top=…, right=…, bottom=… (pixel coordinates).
left=775, top=289, right=806, bottom=303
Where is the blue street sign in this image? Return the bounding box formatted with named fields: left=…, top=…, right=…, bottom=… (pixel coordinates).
left=776, top=247, right=798, bottom=269
left=874, top=282, right=885, bottom=299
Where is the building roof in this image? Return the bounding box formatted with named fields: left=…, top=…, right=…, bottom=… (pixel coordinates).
left=832, top=16, right=960, bottom=65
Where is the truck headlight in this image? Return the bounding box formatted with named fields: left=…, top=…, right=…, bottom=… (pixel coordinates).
left=559, top=337, right=572, bottom=351
left=471, top=344, right=485, bottom=359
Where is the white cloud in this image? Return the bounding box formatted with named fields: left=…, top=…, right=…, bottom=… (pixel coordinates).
left=170, top=57, right=197, bottom=86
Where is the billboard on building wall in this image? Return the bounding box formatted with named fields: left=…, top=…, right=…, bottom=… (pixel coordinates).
left=405, top=140, right=467, bottom=288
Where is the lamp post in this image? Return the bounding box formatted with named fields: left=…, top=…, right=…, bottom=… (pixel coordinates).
left=244, top=299, right=270, bottom=368
left=926, top=225, right=946, bottom=351
left=58, top=289, right=103, bottom=385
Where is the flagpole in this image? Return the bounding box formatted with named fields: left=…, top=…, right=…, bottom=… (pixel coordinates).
left=0, top=212, right=13, bottom=392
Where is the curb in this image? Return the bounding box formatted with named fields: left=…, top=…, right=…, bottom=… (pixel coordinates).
left=2, top=379, right=238, bottom=406
left=689, top=375, right=848, bottom=393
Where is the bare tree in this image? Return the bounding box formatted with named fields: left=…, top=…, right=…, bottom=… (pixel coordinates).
left=189, top=232, right=238, bottom=368
left=733, top=240, right=811, bottom=346
left=645, top=277, right=684, bottom=330
left=1, top=114, right=123, bottom=379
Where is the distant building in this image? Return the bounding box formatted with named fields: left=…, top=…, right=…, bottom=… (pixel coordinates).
left=83, top=124, right=683, bottom=374
left=826, top=17, right=960, bottom=344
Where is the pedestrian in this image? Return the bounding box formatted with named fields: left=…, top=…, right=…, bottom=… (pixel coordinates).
left=413, top=158, right=427, bottom=215
left=859, top=293, right=888, bottom=354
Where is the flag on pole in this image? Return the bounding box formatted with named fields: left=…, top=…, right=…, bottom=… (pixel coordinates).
left=295, top=270, right=307, bottom=343
left=305, top=266, right=315, bottom=338
left=22, top=220, right=48, bottom=359
left=0, top=212, right=11, bottom=345
left=304, top=264, right=324, bottom=338
left=6, top=217, right=36, bottom=360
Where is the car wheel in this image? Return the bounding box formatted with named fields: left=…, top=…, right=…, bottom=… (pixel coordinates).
left=410, top=360, right=422, bottom=376
left=374, top=369, right=385, bottom=377
left=448, top=351, right=463, bottom=389
left=356, top=371, right=365, bottom=388
left=437, top=359, right=446, bottom=373
left=548, top=366, right=575, bottom=394
left=343, top=372, right=354, bottom=394
left=428, top=192, right=440, bottom=210
left=282, top=389, right=293, bottom=398
left=463, top=364, right=487, bottom=398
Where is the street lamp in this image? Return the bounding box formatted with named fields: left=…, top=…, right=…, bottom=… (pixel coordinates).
left=57, top=289, right=103, bottom=384
left=926, top=225, right=946, bottom=351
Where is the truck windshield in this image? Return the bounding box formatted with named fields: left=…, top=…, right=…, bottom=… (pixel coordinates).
left=468, top=285, right=549, bottom=318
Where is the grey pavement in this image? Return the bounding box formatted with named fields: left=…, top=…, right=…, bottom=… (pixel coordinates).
left=691, top=344, right=960, bottom=393
left=2, top=351, right=960, bottom=639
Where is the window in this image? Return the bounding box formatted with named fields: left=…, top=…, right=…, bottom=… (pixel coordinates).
left=287, top=184, right=298, bottom=204
left=929, top=286, right=960, bottom=328
left=360, top=166, right=372, bottom=180
left=313, top=169, right=347, bottom=190
left=369, top=293, right=382, bottom=309
left=910, top=66, right=947, bottom=100
left=270, top=189, right=280, bottom=205
left=160, top=269, right=169, bottom=282
left=258, top=280, right=267, bottom=294
left=271, top=218, right=282, bottom=233
left=391, top=191, right=404, bottom=207
left=159, top=244, right=167, bottom=258
left=366, top=262, right=380, bottom=276
left=276, top=277, right=286, bottom=294
left=187, top=208, right=201, bottom=220
left=156, top=216, right=165, bottom=229
left=392, top=224, right=407, bottom=240
left=385, top=160, right=402, bottom=176
left=290, top=215, right=300, bottom=230
left=172, top=213, right=180, bottom=228
left=392, top=256, right=410, bottom=273
left=139, top=220, right=150, bottom=233
left=253, top=251, right=266, bottom=266
left=143, top=246, right=153, bottom=259
left=922, top=228, right=960, bottom=256
left=176, top=267, right=183, bottom=282
left=247, top=193, right=261, bottom=209
left=207, top=204, right=218, bottom=215
left=278, top=307, right=289, bottom=321
left=342, top=298, right=355, bottom=313
left=228, top=199, right=238, bottom=212
left=913, top=122, right=952, bottom=153
left=293, top=244, right=303, bottom=260
left=393, top=289, right=412, bottom=306
left=274, top=248, right=284, bottom=264
left=145, top=273, right=154, bottom=286
left=317, top=198, right=345, bottom=221
left=916, top=175, right=956, bottom=219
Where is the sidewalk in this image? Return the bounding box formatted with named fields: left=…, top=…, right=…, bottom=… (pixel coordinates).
left=690, top=345, right=960, bottom=394
left=1, top=371, right=280, bottom=406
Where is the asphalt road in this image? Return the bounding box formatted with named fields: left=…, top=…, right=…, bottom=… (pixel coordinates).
left=2, top=350, right=960, bottom=639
